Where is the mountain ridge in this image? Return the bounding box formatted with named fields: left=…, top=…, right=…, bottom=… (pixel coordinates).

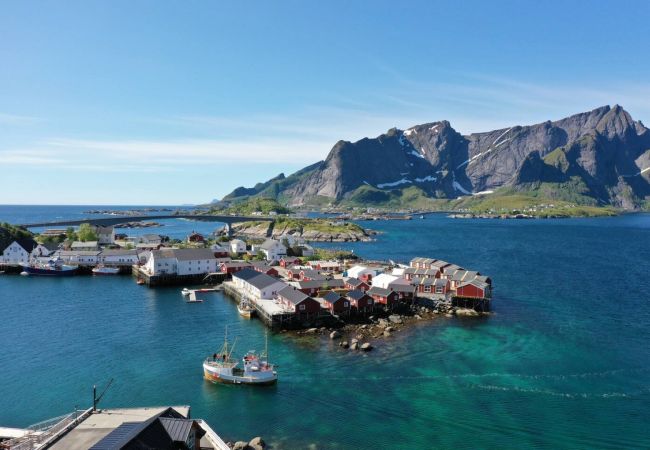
left=223, top=105, right=650, bottom=210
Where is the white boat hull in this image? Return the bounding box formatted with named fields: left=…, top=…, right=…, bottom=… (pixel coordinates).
left=203, top=362, right=277, bottom=385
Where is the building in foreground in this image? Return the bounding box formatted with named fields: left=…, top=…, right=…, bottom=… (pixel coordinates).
left=1, top=406, right=229, bottom=450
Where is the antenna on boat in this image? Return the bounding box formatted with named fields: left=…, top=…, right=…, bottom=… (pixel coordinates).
left=93, top=378, right=114, bottom=412
left=228, top=337, right=238, bottom=361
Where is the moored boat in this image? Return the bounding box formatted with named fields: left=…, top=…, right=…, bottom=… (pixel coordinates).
left=92, top=265, right=120, bottom=275
left=237, top=301, right=255, bottom=318
left=21, top=258, right=77, bottom=276
left=203, top=331, right=277, bottom=385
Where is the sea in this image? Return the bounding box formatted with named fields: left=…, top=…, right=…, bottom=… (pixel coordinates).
left=0, top=205, right=649, bottom=449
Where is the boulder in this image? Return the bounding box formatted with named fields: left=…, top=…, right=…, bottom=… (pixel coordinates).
left=351, top=338, right=359, bottom=345
left=350, top=342, right=359, bottom=350
left=329, top=330, right=341, bottom=340
left=378, top=318, right=389, bottom=327
left=384, top=326, right=394, bottom=333
left=249, top=437, right=265, bottom=448
left=388, top=315, right=403, bottom=324
left=414, top=314, right=422, bottom=320
left=456, top=308, right=479, bottom=317
left=233, top=442, right=248, bottom=450
left=360, top=342, right=373, bottom=351
left=340, top=341, right=349, bottom=349
left=305, top=328, right=318, bottom=334
left=383, top=330, right=391, bottom=337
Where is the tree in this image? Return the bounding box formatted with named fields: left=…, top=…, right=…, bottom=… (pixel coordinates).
left=77, top=223, right=98, bottom=242
left=66, top=227, right=77, bottom=241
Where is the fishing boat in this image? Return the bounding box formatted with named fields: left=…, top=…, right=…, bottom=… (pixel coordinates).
left=92, top=265, right=120, bottom=276
left=237, top=300, right=255, bottom=318
left=21, top=258, right=77, bottom=276
left=203, top=331, right=277, bottom=385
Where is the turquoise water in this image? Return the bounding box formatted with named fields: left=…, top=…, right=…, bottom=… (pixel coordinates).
left=1, top=210, right=650, bottom=448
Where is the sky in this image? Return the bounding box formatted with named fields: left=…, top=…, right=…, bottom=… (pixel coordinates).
left=1, top=0, right=650, bottom=205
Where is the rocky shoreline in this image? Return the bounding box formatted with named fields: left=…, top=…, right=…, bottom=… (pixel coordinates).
left=114, top=221, right=163, bottom=228
left=288, top=301, right=488, bottom=351
left=230, top=221, right=377, bottom=242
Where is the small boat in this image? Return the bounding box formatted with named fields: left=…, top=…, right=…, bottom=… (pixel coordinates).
left=92, top=265, right=120, bottom=276
left=237, top=301, right=256, bottom=318
left=204, top=331, right=277, bottom=385
left=21, top=258, right=77, bottom=277
left=420, top=215, right=425, bottom=219
left=186, top=292, right=204, bottom=303
left=181, top=288, right=191, bottom=296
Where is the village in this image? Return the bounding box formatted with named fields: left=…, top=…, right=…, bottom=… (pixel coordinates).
left=1, top=223, right=493, bottom=345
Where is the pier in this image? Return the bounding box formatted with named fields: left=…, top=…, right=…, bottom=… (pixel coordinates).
left=223, top=281, right=296, bottom=329
left=132, top=265, right=227, bottom=287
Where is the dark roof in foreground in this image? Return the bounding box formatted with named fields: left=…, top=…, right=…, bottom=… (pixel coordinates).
left=346, top=289, right=369, bottom=300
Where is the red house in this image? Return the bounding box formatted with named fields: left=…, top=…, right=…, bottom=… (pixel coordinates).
left=280, top=257, right=301, bottom=268
left=277, top=286, right=321, bottom=320
left=309, top=260, right=341, bottom=273
left=344, top=277, right=369, bottom=292
left=220, top=261, right=253, bottom=275
left=252, top=263, right=279, bottom=277
left=368, top=286, right=399, bottom=309
left=388, top=280, right=416, bottom=302
left=322, top=291, right=350, bottom=316
left=456, top=280, right=491, bottom=299
left=345, top=290, right=374, bottom=315
left=187, top=232, right=205, bottom=243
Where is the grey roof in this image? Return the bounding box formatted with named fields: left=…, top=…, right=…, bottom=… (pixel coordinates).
left=431, top=260, right=450, bottom=268
left=345, top=277, right=366, bottom=287
left=419, top=277, right=434, bottom=286
left=234, top=268, right=284, bottom=290
left=100, top=249, right=138, bottom=256
left=172, top=248, right=216, bottom=261
left=323, top=291, right=344, bottom=304
left=458, top=279, right=489, bottom=289
left=278, top=286, right=312, bottom=305
left=71, top=241, right=98, bottom=248
left=389, top=282, right=416, bottom=293
left=221, top=261, right=252, bottom=268
left=59, top=250, right=102, bottom=256
left=296, top=279, right=344, bottom=289
left=368, top=286, right=394, bottom=297
left=452, top=270, right=468, bottom=281
left=346, top=289, right=369, bottom=301
left=475, top=275, right=491, bottom=284
left=260, top=239, right=285, bottom=250
left=14, top=238, right=38, bottom=252
left=159, top=417, right=193, bottom=442
left=434, top=278, right=449, bottom=287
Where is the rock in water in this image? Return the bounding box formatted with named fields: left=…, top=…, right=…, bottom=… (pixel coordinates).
left=361, top=342, right=373, bottom=351
left=249, top=437, right=265, bottom=448
left=329, top=330, right=341, bottom=340
left=233, top=442, right=248, bottom=450
left=383, top=330, right=391, bottom=337
left=350, top=342, right=359, bottom=350
left=341, top=341, right=349, bottom=348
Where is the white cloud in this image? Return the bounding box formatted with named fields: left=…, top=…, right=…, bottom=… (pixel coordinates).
left=0, top=113, right=43, bottom=125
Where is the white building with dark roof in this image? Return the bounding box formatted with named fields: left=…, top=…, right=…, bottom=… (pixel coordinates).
left=144, top=248, right=218, bottom=276
left=1, top=239, right=38, bottom=264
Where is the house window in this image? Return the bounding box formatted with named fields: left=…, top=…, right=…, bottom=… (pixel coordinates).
left=344, top=302, right=349, bottom=307
left=299, top=304, right=306, bottom=311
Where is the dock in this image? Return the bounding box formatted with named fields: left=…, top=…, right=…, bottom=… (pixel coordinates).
left=222, top=281, right=296, bottom=329
left=132, top=265, right=227, bottom=287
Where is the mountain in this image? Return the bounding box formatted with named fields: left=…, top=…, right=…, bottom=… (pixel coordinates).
left=223, top=106, right=650, bottom=210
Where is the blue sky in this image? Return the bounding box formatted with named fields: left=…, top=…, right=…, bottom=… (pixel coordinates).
left=1, top=0, right=649, bottom=205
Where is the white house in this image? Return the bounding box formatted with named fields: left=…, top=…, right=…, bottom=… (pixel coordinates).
left=98, top=249, right=139, bottom=266
left=92, top=225, right=115, bottom=245
left=144, top=248, right=218, bottom=276
left=371, top=273, right=399, bottom=289
left=58, top=250, right=101, bottom=265
left=232, top=267, right=288, bottom=300
left=1, top=239, right=38, bottom=265
left=30, top=243, right=58, bottom=259
left=346, top=265, right=381, bottom=280
left=229, top=239, right=246, bottom=254
left=259, top=239, right=287, bottom=262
